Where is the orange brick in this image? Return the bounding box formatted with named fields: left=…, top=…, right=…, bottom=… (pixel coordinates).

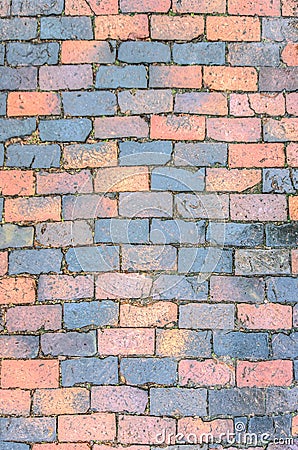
left=292, top=249, right=298, bottom=274
left=0, top=170, right=34, bottom=196
left=0, top=277, right=36, bottom=305
left=282, top=43, right=298, bottom=66
left=63, top=142, right=118, bottom=169
left=33, top=388, right=89, bottom=415
left=0, top=252, right=8, bottom=276
left=282, top=0, right=298, bottom=16
left=206, top=168, right=261, bottom=192
left=151, top=15, right=204, bottom=40
left=207, top=16, right=260, bottom=41
left=94, top=167, right=149, bottom=193
left=178, top=418, right=233, bottom=441
left=289, top=196, right=298, bottom=220
left=179, top=359, right=235, bottom=386
left=204, top=67, right=258, bottom=91
left=237, top=303, right=292, bottom=330
left=237, top=360, right=293, bottom=387
left=120, top=301, right=177, bottom=327
left=286, top=94, right=298, bottom=116
left=156, top=329, right=206, bottom=358
left=1, top=360, right=59, bottom=388
left=151, top=115, right=205, bottom=140
left=150, top=65, right=202, bottom=88
left=5, top=196, right=61, bottom=223
left=118, top=415, right=176, bottom=445
left=33, top=445, right=90, bottom=450
left=0, top=389, right=31, bottom=415
left=207, top=118, right=261, bottom=142
left=98, top=328, right=155, bottom=355
left=6, top=304, right=62, bottom=332
left=61, top=41, right=114, bottom=64
left=173, top=0, right=226, bottom=13
left=228, top=0, right=280, bottom=16
left=95, top=15, right=148, bottom=40
left=229, top=143, right=285, bottom=168
left=65, top=0, right=118, bottom=14
left=293, top=415, right=298, bottom=436
left=7, top=92, right=60, bottom=117
left=58, top=413, right=116, bottom=442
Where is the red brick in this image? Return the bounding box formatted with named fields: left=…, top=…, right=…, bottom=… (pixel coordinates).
left=264, top=118, right=298, bottom=141
left=38, top=275, right=94, bottom=301
left=250, top=93, right=285, bottom=115
left=0, top=0, right=10, bottom=16
left=63, top=142, right=118, bottom=169
left=118, top=415, right=176, bottom=444
left=39, top=65, right=93, bottom=91
left=287, top=144, right=298, bottom=167
left=33, top=445, right=90, bottom=450
left=0, top=389, right=31, bottom=415
left=36, top=171, right=92, bottom=195
left=95, top=117, right=148, bottom=139
left=173, top=0, right=225, bottom=13
left=237, top=360, right=293, bottom=387
left=94, top=167, right=149, bottom=193
left=0, top=277, right=36, bottom=305
left=229, top=143, right=285, bottom=168
left=237, top=303, right=292, bottom=330
left=150, top=66, right=202, bottom=88
left=228, top=0, right=280, bottom=16
left=61, top=41, right=114, bottom=64
left=175, top=92, right=228, bottom=116
left=98, top=328, right=155, bottom=356
left=286, top=93, right=298, bottom=116
left=120, top=0, right=170, bottom=12
left=5, top=196, right=61, bottom=222
left=65, top=0, right=118, bottom=14
left=207, top=118, right=261, bottom=142
left=207, top=16, right=260, bottom=41
left=231, top=194, right=287, bottom=221
left=292, top=249, right=298, bottom=274
left=282, top=0, right=298, bottom=15
left=151, top=15, right=204, bottom=40
left=95, top=15, right=149, bottom=40
left=0, top=170, right=34, bottom=196
left=282, top=43, right=298, bottom=66
left=0, top=252, right=8, bottom=276
left=1, top=360, right=59, bottom=388
left=120, top=301, right=177, bottom=327
left=151, top=115, right=205, bottom=140
left=96, top=273, right=152, bottom=299
left=94, top=446, right=149, bottom=450
left=230, top=94, right=254, bottom=117
left=289, top=196, right=298, bottom=220
left=58, top=413, right=116, bottom=442
left=206, top=168, right=261, bottom=192
left=293, top=415, right=298, bottom=436
left=92, top=386, right=148, bottom=413
left=6, top=305, right=62, bottom=332
left=33, top=388, right=89, bottom=415
left=7, top=92, right=60, bottom=117
left=204, top=67, right=258, bottom=92
left=178, top=418, right=233, bottom=441
left=179, top=359, right=235, bottom=386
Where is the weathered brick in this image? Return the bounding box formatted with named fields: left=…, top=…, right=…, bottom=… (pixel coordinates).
left=0, top=118, right=36, bottom=141
left=228, top=0, right=280, bottom=16
left=151, top=15, right=204, bottom=40
left=0, top=417, right=56, bottom=443
left=58, top=413, right=116, bottom=442
left=65, top=246, right=119, bottom=272
left=290, top=196, right=298, bottom=220
left=237, top=360, right=293, bottom=387
left=178, top=418, right=233, bottom=441
left=61, top=41, right=115, bottom=64
left=96, top=272, right=152, bottom=299
left=157, top=329, right=212, bottom=358
left=118, top=42, right=170, bottom=63
left=0, top=224, right=33, bottom=249
left=0, top=335, right=38, bottom=358
left=173, top=0, right=225, bottom=13
left=272, top=332, right=298, bottom=358
left=63, top=194, right=117, bottom=220
left=94, top=117, right=148, bottom=139
left=120, top=141, right=172, bottom=166
left=176, top=193, right=229, bottom=219
left=40, top=17, right=92, bottom=40
left=33, top=388, right=89, bottom=416
left=40, top=65, right=93, bottom=90
left=0, top=251, right=8, bottom=276
left=5, top=196, right=61, bottom=223
left=65, top=0, right=118, bottom=15
left=264, top=118, right=298, bottom=142
left=118, top=416, right=176, bottom=445
left=98, top=328, right=154, bottom=355
left=238, top=303, right=292, bottom=330
left=210, top=276, right=265, bottom=303
left=37, top=170, right=92, bottom=195
left=150, top=387, right=207, bottom=417
left=119, top=89, right=172, bottom=114
left=7, top=43, right=59, bottom=66
left=207, top=16, right=260, bottom=41
left=92, top=386, right=148, bottom=413
left=35, top=220, right=93, bottom=247
left=63, top=92, right=116, bottom=117
left=61, top=356, right=118, bottom=387
left=8, top=92, right=60, bottom=117
left=122, top=244, right=176, bottom=271
left=266, top=222, right=298, bottom=247
left=174, top=143, right=227, bottom=167
left=209, top=388, right=266, bottom=416
left=178, top=247, right=232, bottom=273
left=179, top=359, right=235, bottom=387
left=6, top=144, right=60, bottom=168
left=0, top=389, right=31, bottom=416
left=207, top=222, right=264, bottom=247
left=0, top=67, right=37, bottom=91
left=121, top=0, right=170, bottom=11
left=6, top=304, right=62, bottom=332
left=229, top=43, right=280, bottom=66
left=64, top=300, right=118, bottom=329
left=120, top=301, right=177, bottom=327
left=63, top=142, right=117, bottom=169
left=95, top=15, right=149, bottom=40
left=235, top=249, right=290, bottom=275
left=262, top=18, right=298, bottom=42
left=179, top=303, right=235, bottom=329
left=151, top=219, right=205, bottom=244
left=96, top=65, right=147, bottom=89
left=41, top=331, right=96, bottom=357
left=173, top=42, right=225, bottom=65
left=0, top=17, right=37, bottom=40
left=152, top=274, right=208, bottom=301
left=119, top=192, right=172, bottom=218
left=287, top=93, right=298, bottom=115
left=259, top=68, right=298, bottom=92
left=229, top=143, right=285, bottom=168
left=206, top=168, right=261, bottom=192
left=95, top=167, right=149, bottom=193
left=9, top=249, right=62, bottom=275
left=266, top=387, right=298, bottom=414
left=151, top=115, right=205, bottom=140
left=175, top=92, right=227, bottom=115
left=39, top=119, right=92, bottom=142
left=95, top=218, right=149, bottom=244
left=207, top=118, right=261, bottom=142
left=120, top=357, right=177, bottom=385
left=230, top=194, right=287, bottom=221
left=0, top=170, right=35, bottom=195
left=1, top=359, right=59, bottom=388
left=0, top=277, right=35, bottom=305
left=214, top=331, right=269, bottom=359
left=12, top=0, right=64, bottom=15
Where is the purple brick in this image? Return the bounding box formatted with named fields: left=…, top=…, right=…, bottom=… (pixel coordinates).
left=35, top=221, right=93, bottom=247
left=41, top=331, right=97, bottom=357
left=229, top=43, right=280, bottom=66
left=0, top=335, right=39, bottom=358
left=0, top=67, right=37, bottom=90
left=210, top=276, right=265, bottom=303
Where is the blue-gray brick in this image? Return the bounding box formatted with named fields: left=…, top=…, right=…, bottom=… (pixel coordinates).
left=152, top=274, right=208, bottom=300
left=209, top=388, right=266, bottom=416
left=35, top=220, right=93, bottom=247
left=267, top=277, right=298, bottom=303
left=118, top=42, right=171, bottom=63
left=66, top=246, right=119, bottom=272
left=61, top=356, right=118, bottom=386
left=41, top=331, right=96, bottom=357
left=178, top=247, right=232, bottom=274
left=174, top=143, right=227, bottom=167
left=248, top=415, right=291, bottom=442
left=63, top=92, right=116, bottom=117
left=95, top=219, right=149, bottom=244
left=228, top=43, right=280, bottom=66
left=266, top=387, right=298, bottom=414
left=12, top=0, right=64, bottom=15
left=173, top=43, right=225, bottom=65
left=0, top=418, right=56, bottom=443
left=152, top=167, right=205, bottom=192
left=9, top=249, right=62, bottom=275
left=39, top=119, right=92, bottom=142
left=179, top=304, right=235, bottom=330
left=120, top=358, right=177, bottom=385
left=96, top=65, right=147, bottom=89
left=0, top=18, right=37, bottom=40
left=119, top=141, right=172, bottom=166
left=7, top=43, right=59, bottom=66
left=207, top=222, right=264, bottom=247
left=0, top=335, right=39, bottom=358
left=0, top=67, right=37, bottom=91
left=0, top=118, right=36, bottom=142
left=0, top=224, right=33, bottom=249
left=118, top=89, right=173, bottom=114
left=272, top=332, right=298, bottom=359
left=295, top=362, right=298, bottom=381
left=214, top=331, right=269, bottom=359
left=263, top=168, right=297, bottom=193
left=266, top=223, right=298, bottom=247
left=6, top=144, right=60, bottom=168
left=0, top=198, right=3, bottom=221
left=151, top=219, right=205, bottom=245
left=40, top=17, right=93, bottom=40
left=0, top=45, right=3, bottom=65
left=64, top=301, right=119, bottom=329
left=0, top=144, right=4, bottom=165
left=235, top=249, right=290, bottom=275
left=262, top=18, right=298, bottom=42
left=0, top=444, right=29, bottom=450
left=0, top=93, right=6, bottom=116
left=150, top=388, right=207, bottom=417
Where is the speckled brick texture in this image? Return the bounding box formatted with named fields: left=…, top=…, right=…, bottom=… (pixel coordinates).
left=0, top=0, right=297, bottom=448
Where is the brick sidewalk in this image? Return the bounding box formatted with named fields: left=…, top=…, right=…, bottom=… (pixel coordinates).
left=0, top=0, right=298, bottom=448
